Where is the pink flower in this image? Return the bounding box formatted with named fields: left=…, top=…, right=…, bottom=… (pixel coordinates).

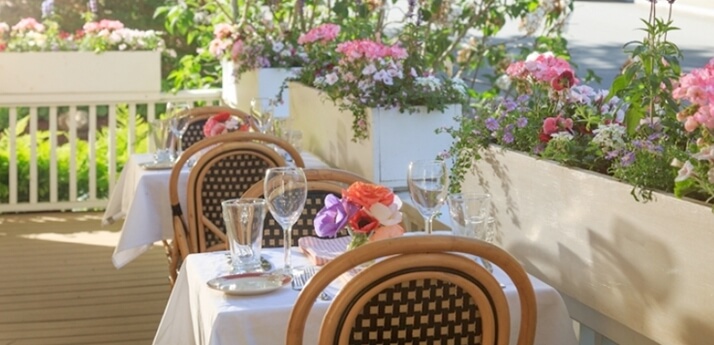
left=13, top=18, right=44, bottom=32
left=542, top=115, right=573, bottom=135
left=298, top=24, right=340, bottom=45
left=684, top=116, right=699, bottom=132
left=675, top=161, right=695, bottom=182
left=213, top=23, right=233, bottom=39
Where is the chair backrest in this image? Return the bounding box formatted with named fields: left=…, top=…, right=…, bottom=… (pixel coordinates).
left=286, top=235, right=537, bottom=345
left=169, top=135, right=290, bottom=260
left=242, top=168, right=371, bottom=248
left=174, top=106, right=254, bottom=150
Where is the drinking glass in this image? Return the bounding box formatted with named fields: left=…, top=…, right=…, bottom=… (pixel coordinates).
left=407, top=160, right=449, bottom=235
left=263, top=167, right=307, bottom=274
left=221, top=198, right=268, bottom=273
left=166, top=101, right=192, bottom=157
left=250, top=97, right=274, bottom=134
left=149, top=118, right=175, bottom=164
left=447, top=193, right=495, bottom=273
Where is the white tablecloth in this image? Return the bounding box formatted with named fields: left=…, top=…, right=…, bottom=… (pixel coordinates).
left=152, top=248, right=577, bottom=345
left=103, top=152, right=330, bottom=269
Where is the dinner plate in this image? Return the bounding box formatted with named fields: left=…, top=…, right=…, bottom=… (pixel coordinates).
left=139, top=161, right=174, bottom=170
left=206, top=272, right=292, bottom=296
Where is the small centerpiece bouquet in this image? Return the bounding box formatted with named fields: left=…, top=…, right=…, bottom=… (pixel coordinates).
left=314, top=181, right=405, bottom=250
left=203, top=112, right=250, bottom=137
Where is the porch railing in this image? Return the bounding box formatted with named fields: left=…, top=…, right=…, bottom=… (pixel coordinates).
left=0, top=89, right=222, bottom=213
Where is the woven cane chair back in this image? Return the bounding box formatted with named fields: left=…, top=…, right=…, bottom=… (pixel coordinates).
left=286, top=235, right=537, bottom=345
left=174, top=106, right=254, bottom=150
left=186, top=141, right=287, bottom=253
left=242, top=168, right=371, bottom=248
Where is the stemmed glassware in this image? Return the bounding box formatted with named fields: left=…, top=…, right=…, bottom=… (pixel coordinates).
left=407, top=160, right=449, bottom=235
left=447, top=193, right=497, bottom=274
left=250, top=97, right=274, bottom=134
left=166, top=101, right=192, bottom=158
left=263, top=167, right=307, bottom=274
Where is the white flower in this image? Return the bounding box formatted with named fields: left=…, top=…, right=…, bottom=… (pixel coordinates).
left=324, top=73, right=339, bottom=85
left=368, top=195, right=403, bottom=226
left=495, top=75, right=511, bottom=90
left=592, top=123, right=626, bottom=150
left=519, top=8, right=545, bottom=35
left=550, top=132, right=573, bottom=141
left=314, top=76, right=326, bottom=86
left=693, top=145, right=714, bottom=161
left=675, top=161, right=695, bottom=182
left=272, top=41, right=285, bottom=53
left=362, top=64, right=377, bottom=76
left=415, top=76, right=442, bottom=91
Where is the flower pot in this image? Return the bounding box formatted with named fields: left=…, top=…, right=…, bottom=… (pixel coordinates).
left=463, top=146, right=714, bottom=345
left=221, top=62, right=299, bottom=119
left=0, top=51, right=161, bottom=96
left=288, top=82, right=460, bottom=189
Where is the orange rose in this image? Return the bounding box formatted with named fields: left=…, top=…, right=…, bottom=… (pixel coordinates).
left=348, top=209, right=380, bottom=234
left=343, top=182, right=394, bottom=208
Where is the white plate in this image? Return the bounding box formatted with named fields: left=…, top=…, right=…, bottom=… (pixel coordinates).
left=139, top=161, right=174, bottom=170
left=206, top=272, right=292, bottom=296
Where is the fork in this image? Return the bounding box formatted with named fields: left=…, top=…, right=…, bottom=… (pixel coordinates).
left=291, top=266, right=332, bottom=301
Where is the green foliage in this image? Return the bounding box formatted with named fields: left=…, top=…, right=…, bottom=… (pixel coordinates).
left=0, top=107, right=148, bottom=204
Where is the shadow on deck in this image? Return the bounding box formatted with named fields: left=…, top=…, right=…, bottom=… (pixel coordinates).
left=0, top=212, right=169, bottom=345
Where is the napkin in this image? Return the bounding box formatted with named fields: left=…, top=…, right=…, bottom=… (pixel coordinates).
left=297, top=236, right=350, bottom=266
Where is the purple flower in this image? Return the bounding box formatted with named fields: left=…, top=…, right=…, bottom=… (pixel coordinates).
left=314, top=194, right=359, bottom=237
left=605, top=150, right=620, bottom=160
left=87, top=0, right=98, bottom=14
left=502, top=131, right=514, bottom=144
left=620, top=151, right=636, bottom=167
left=485, top=117, right=499, bottom=131
left=516, top=117, right=528, bottom=128
left=41, top=0, right=54, bottom=18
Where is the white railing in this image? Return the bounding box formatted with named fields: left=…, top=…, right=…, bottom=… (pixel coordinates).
left=0, top=89, right=222, bottom=213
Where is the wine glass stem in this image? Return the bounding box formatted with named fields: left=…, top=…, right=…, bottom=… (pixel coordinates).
left=283, top=224, right=293, bottom=273
left=425, top=215, right=434, bottom=235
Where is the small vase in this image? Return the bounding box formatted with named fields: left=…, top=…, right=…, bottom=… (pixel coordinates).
left=345, top=228, right=374, bottom=269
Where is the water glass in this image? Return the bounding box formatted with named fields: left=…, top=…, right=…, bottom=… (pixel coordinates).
left=407, top=160, right=449, bottom=235
left=250, top=98, right=274, bottom=134
left=263, top=167, right=307, bottom=274
left=221, top=198, right=268, bottom=273
left=149, top=119, right=175, bottom=163
left=447, top=193, right=495, bottom=272
left=166, top=101, right=192, bottom=156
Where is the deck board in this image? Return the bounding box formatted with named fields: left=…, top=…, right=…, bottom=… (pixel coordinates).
left=0, top=212, right=169, bottom=345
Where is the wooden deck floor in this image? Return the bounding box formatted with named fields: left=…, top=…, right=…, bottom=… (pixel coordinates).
left=0, top=212, right=169, bottom=345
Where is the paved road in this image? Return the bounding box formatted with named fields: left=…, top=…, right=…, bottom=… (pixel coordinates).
left=563, top=0, right=714, bottom=88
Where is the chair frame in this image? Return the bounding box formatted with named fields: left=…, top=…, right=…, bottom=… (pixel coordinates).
left=286, top=235, right=537, bottom=345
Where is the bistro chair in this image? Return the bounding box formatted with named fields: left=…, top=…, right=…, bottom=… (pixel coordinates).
left=173, top=105, right=255, bottom=150
left=242, top=168, right=371, bottom=248
left=165, top=134, right=293, bottom=284
left=286, top=235, right=537, bottom=345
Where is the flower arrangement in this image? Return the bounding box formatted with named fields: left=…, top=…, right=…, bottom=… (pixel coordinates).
left=441, top=1, right=712, bottom=210
left=314, top=181, right=405, bottom=250
left=290, top=22, right=469, bottom=141
left=0, top=17, right=165, bottom=53
left=202, top=112, right=250, bottom=137
left=672, top=58, right=714, bottom=203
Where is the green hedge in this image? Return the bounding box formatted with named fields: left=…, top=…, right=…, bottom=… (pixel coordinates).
left=0, top=108, right=149, bottom=204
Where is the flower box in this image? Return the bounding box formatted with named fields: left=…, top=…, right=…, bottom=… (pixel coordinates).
left=221, top=61, right=299, bottom=119
left=288, top=82, right=460, bottom=189
left=464, top=146, right=714, bottom=345
left=0, top=51, right=161, bottom=95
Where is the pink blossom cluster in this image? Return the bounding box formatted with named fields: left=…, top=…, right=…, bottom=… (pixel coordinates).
left=506, top=52, right=577, bottom=91
left=12, top=18, right=44, bottom=32
left=335, top=39, right=408, bottom=62
left=83, top=20, right=125, bottom=33
left=673, top=58, right=714, bottom=132
left=297, top=24, right=340, bottom=45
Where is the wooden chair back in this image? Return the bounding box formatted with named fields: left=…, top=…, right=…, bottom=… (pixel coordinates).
left=286, top=235, right=537, bottom=345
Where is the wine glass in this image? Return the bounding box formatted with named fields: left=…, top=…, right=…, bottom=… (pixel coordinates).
left=407, top=160, right=449, bottom=235
left=263, top=167, right=307, bottom=274
left=166, top=101, right=192, bottom=157
left=250, top=97, right=274, bottom=134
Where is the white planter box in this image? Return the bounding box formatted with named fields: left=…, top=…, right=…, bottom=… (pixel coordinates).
left=289, top=82, right=460, bottom=189
left=0, top=51, right=161, bottom=95
left=221, top=62, right=298, bottom=119
left=464, top=147, right=714, bottom=345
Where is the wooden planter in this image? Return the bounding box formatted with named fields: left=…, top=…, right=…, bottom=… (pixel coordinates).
left=463, top=146, right=714, bottom=345
left=288, top=82, right=460, bottom=189
left=0, top=51, right=161, bottom=96
left=221, top=62, right=299, bottom=119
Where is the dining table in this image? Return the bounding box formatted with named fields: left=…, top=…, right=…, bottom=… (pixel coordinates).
left=152, top=246, right=578, bottom=345
left=103, top=152, right=330, bottom=269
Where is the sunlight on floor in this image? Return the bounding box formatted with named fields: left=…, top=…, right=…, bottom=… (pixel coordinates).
left=20, top=230, right=123, bottom=247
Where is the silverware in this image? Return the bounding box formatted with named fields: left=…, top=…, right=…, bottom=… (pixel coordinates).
left=291, top=266, right=332, bottom=301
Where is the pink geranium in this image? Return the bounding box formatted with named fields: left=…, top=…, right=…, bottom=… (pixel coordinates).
left=12, top=18, right=44, bottom=32
left=507, top=52, right=578, bottom=89
left=673, top=58, right=714, bottom=133
left=336, top=39, right=408, bottom=62
left=298, top=24, right=340, bottom=45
